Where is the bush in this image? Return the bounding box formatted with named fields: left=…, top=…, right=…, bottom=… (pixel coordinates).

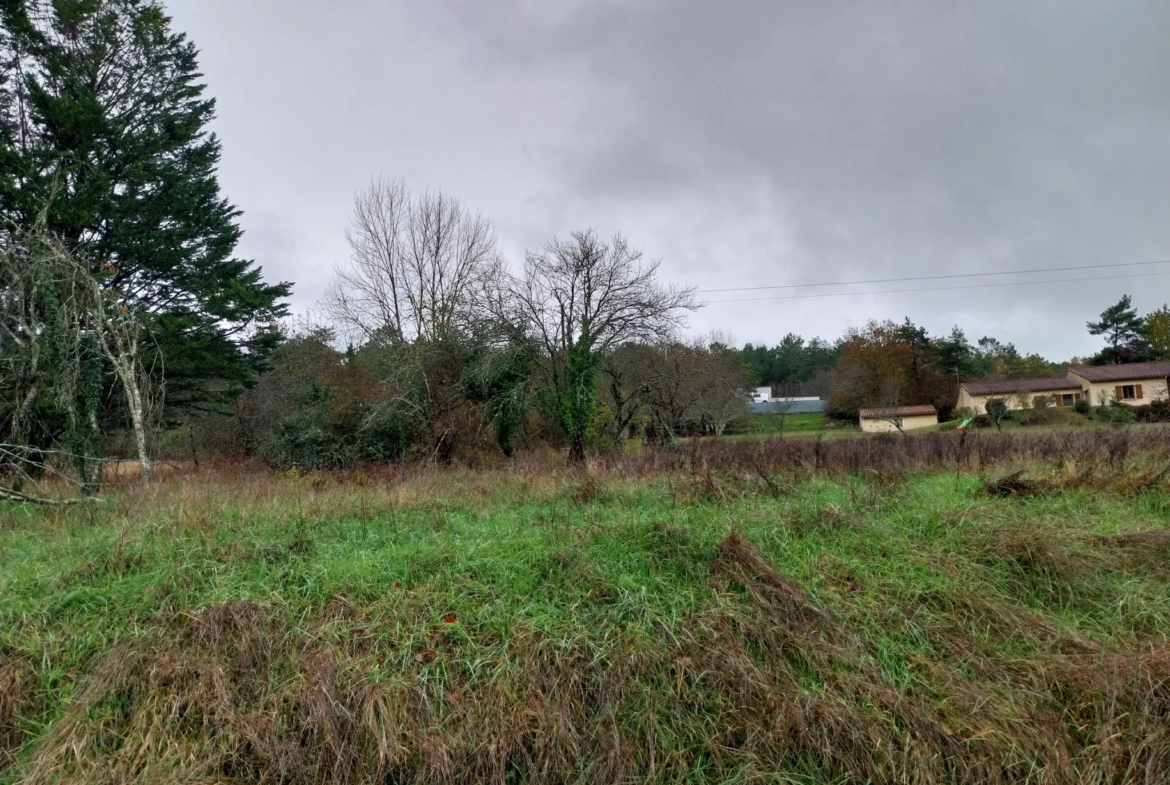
left=969, top=414, right=993, bottom=429
left=951, top=407, right=976, bottom=421
left=1019, top=406, right=1057, bottom=427
left=1097, top=403, right=1135, bottom=424
left=1132, top=400, right=1170, bottom=423
left=985, top=399, right=1008, bottom=419
left=1074, top=399, right=1090, bottom=415
left=257, top=402, right=417, bottom=471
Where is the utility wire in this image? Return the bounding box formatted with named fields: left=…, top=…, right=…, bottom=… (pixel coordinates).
left=695, top=259, right=1170, bottom=294
left=703, top=270, right=1170, bottom=304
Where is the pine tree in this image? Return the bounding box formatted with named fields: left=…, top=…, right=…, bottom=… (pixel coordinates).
left=1145, top=304, right=1170, bottom=362
left=1087, top=295, right=1148, bottom=365
left=0, top=0, right=289, bottom=407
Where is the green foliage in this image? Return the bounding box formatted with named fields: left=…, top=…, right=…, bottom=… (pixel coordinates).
left=741, top=334, right=840, bottom=386
left=1098, top=401, right=1136, bottom=424
left=1074, top=399, right=1091, bottom=415
left=1088, top=295, right=1150, bottom=365
left=462, top=335, right=538, bottom=458
left=984, top=398, right=1009, bottom=430
left=1145, top=304, right=1170, bottom=361
left=257, top=407, right=414, bottom=471
left=984, top=399, right=1008, bottom=418
left=0, top=0, right=289, bottom=409
left=245, top=332, right=418, bottom=470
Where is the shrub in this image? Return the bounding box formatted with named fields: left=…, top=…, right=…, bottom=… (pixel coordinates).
left=1074, top=399, right=1090, bottom=415
left=259, top=415, right=342, bottom=470
left=984, top=399, right=1011, bottom=430
left=1032, top=395, right=1054, bottom=410
left=1097, top=403, right=1135, bottom=424
left=1134, top=399, right=1170, bottom=423
left=951, top=406, right=975, bottom=420
left=258, top=405, right=416, bottom=471
left=1020, top=406, right=1057, bottom=427
left=969, top=414, right=993, bottom=429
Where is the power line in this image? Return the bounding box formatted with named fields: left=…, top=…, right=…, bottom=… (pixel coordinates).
left=703, top=270, right=1170, bottom=304
left=694, top=259, right=1170, bottom=294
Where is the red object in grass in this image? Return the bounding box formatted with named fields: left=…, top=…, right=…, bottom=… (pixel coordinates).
left=444, top=615, right=457, bottom=623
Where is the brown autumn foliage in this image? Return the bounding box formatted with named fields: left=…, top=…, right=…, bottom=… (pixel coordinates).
left=830, top=319, right=917, bottom=418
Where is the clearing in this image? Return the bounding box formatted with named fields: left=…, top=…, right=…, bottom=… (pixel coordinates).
left=2, top=429, right=1170, bottom=784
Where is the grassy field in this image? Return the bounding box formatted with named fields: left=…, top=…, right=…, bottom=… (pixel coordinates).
left=723, top=412, right=849, bottom=438
left=2, top=430, right=1170, bottom=784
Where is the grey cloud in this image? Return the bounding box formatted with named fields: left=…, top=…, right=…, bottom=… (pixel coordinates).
left=167, top=0, right=1170, bottom=359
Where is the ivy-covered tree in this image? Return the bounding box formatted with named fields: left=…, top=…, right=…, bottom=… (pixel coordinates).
left=0, top=0, right=289, bottom=408
left=497, top=230, right=696, bottom=464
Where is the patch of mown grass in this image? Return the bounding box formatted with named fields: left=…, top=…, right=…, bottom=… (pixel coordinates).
left=724, top=412, right=838, bottom=438
left=2, top=446, right=1170, bottom=783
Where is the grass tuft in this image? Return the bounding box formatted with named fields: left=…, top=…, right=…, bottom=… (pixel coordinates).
left=2, top=429, right=1170, bottom=782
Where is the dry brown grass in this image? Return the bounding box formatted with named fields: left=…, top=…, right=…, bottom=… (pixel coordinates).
left=4, top=429, right=1170, bottom=783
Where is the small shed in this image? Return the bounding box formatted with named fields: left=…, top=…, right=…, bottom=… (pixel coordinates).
left=858, top=405, right=938, bottom=433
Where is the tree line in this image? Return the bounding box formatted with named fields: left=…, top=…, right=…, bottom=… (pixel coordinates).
left=0, top=2, right=740, bottom=486
left=224, top=179, right=746, bottom=470
left=742, top=296, right=1169, bottom=421
left=5, top=1, right=1167, bottom=491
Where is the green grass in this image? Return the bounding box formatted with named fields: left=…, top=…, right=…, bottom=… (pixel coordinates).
left=2, top=455, right=1169, bottom=783
left=724, top=412, right=853, bottom=438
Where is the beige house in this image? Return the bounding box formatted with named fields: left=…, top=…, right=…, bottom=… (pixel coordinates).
left=957, top=378, right=1084, bottom=413
left=859, top=405, right=938, bottom=433
left=1067, top=362, right=1170, bottom=407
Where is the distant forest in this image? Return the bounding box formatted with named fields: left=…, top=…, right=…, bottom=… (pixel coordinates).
left=741, top=320, right=1061, bottom=392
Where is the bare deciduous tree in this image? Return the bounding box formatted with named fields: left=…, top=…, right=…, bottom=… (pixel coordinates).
left=600, top=343, right=662, bottom=447
left=639, top=337, right=748, bottom=440
left=496, top=230, right=697, bottom=463
left=324, top=178, right=503, bottom=460
left=325, top=177, right=500, bottom=344
left=89, top=277, right=157, bottom=484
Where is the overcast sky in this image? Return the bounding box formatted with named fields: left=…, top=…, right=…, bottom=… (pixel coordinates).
left=164, top=0, right=1170, bottom=360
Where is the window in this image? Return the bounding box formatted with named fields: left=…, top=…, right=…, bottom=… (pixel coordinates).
left=1122, top=385, right=1137, bottom=400
left=894, top=418, right=903, bottom=428
left=1061, top=394, right=1074, bottom=407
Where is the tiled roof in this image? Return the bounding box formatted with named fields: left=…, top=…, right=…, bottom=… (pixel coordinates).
left=961, top=378, right=1081, bottom=396
left=859, top=405, right=937, bottom=419
left=1068, top=362, right=1170, bottom=383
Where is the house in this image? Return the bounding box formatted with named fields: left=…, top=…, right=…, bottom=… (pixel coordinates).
left=957, top=378, right=1084, bottom=412
left=859, top=405, right=938, bottom=433
left=1067, top=362, right=1170, bottom=407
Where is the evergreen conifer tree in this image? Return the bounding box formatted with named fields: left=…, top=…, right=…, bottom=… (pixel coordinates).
left=0, top=0, right=289, bottom=407
left=1087, top=295, right=1148, bottom=365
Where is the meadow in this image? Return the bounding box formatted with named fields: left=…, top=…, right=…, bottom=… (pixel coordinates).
left=2, top=428, right=1170, bottom=784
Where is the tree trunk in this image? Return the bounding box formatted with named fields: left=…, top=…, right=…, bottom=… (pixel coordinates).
left=113, top=358, right=151, bottom=486
left=568, top=429, right=587, bottom=465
